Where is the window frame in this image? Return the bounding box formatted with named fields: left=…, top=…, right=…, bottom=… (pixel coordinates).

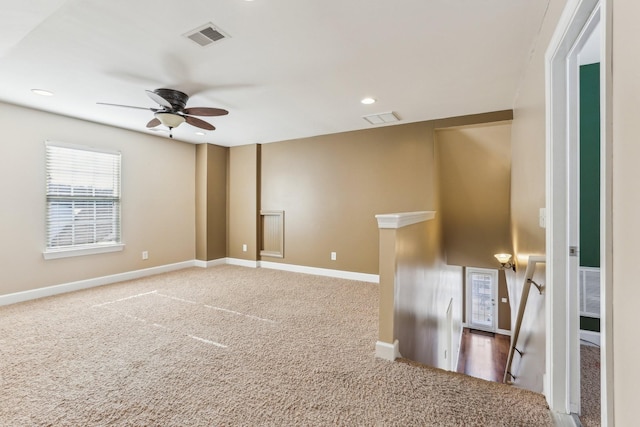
left=43, top=141, right=124, bottom=260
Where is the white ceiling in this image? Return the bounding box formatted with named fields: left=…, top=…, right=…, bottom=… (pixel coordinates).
left=0, top=0, right=550, bottom=146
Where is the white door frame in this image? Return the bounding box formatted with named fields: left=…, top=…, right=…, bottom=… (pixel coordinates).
left=465, top=267, right=498, bottom=333
left=545, top=0, right=613, bottom=424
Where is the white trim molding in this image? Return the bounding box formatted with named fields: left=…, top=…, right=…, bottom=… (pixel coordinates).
left=43, top=243, right=125, bottom=260
left=0, top=260, right=195, bottom=307
left=375, top=211, right=435, bottom=229
left=546, top=0, right=611, bottom=421
left=259, top=261, right=379, bottom=283
left=194, top=258, right=228, bottom=268
left=0, top=258, right=379, bottom=307
left=461, top=323, right=512, bottom=337
left=225, top=258, right=259, bottom=268
left=375, top=340, right=401, bottom=361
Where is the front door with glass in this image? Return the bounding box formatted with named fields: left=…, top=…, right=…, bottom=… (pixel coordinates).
left=466, top=268, right=498, bottom=332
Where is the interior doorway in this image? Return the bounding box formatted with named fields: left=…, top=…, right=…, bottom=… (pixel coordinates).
left=546, top=0, right=611, bottom=424
left=576, top=24, right=602, bottom=426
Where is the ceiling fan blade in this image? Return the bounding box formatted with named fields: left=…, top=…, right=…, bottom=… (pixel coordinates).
left=97, top=102, right=154, bottom=111
left=145, top=90, right=173, bottom=109
left=183, top=107, right=229, bottom=117
left=185, top=115, right=215, bottom=131
left=146, top=118, right=161, bottom=128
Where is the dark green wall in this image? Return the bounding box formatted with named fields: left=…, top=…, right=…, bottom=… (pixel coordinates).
left=579, top=63, right=601, bottom=333
left=579, top=63, right=601, bottom=268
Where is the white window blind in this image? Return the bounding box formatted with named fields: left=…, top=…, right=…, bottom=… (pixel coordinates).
left=45, top=142, right=121, bottom=252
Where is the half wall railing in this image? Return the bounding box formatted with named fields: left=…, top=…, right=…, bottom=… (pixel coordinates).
left=503, top=255, right=546, bottom=384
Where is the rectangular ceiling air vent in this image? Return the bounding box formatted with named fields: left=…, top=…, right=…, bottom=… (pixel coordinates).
left=184, top=23, right=230, bottom=47
left=363, top=112, right=400, bottom=125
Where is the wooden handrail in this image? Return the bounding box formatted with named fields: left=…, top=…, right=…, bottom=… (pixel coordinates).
left=503, top=255, right=546, bottom=384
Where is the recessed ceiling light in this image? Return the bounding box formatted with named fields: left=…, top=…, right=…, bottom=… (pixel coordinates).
left=195, top=131, right=206, bottom=136
left=361, top=97, right=376, bottom=105
left=31, top=89, right=54, bottom=96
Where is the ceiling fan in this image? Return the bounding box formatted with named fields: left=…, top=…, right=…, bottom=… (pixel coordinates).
left=98, top=88, right=228, bottom=138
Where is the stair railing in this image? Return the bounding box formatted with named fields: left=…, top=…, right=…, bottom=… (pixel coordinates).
left=503, top=255, right=546, bottom=384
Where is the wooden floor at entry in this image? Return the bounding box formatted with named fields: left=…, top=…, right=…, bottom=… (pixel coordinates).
left=456, top=328, right=510, bottom=383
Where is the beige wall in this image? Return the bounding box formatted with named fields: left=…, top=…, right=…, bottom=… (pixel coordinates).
left=0, top=101, right=196, bottom=296
left=228, top=144, right=259, bottom=260
left=206, top=145, right=228, bottom=260
left=497, top=270, right=511, bottom=331
left=612, top=2, right=640, bottom=424
left=259, top=111, right=512, bottom=275
left=196, top=144, right=228, bottom=261
left=260, top=122, right=434, bottom=274
left=195, top=144, right=208, bottom=260
left=436, top=122, right=512, bottom=268
left=508, top=0, right=567, bottom=392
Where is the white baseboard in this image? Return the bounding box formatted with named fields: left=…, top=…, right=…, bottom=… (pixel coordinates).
left=496, top=328, right=512, bottom=337
left=375, top=340, right=401, bottom=361
left=259, top=260, right=379, bottom=283
left=225, top=258, right=259, bottom=268
left=194, top=258, right=228, bottom=268
left=0, top=260, right=196, bottom=307
left=454, top=324, right=463, bottom=371
left=550, top=411, right=581, bottom=427
left=0, top=257, right=379, bottom=307
left=580, top=329, right=601, bottom=347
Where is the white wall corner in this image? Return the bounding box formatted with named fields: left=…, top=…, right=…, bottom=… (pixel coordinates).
left=375, top=340, right=401, bottom=361
left=375, top=211, right=436, bottom=229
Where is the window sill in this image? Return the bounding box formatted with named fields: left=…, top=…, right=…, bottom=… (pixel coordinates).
left=43, top=243, right=125, bottom=260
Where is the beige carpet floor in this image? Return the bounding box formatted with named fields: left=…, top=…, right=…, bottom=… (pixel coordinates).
left=579, top=345, right=601, bottom=427
left=0, top=265, right=553, bottom=426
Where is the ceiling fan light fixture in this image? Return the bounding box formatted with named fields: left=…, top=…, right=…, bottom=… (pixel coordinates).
left=155, top=112, right=186, bottom=128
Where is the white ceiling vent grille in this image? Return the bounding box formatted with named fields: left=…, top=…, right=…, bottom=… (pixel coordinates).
left=363, top=112, right=400, bottom=125
left=184, top=23, right=229, bottom=47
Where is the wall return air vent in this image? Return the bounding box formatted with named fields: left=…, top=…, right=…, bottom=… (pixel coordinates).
left=184, top=23, right=229, bottom=47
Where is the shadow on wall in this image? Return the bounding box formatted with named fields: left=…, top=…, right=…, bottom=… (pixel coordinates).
left=390, top=219, right=464, bottom=370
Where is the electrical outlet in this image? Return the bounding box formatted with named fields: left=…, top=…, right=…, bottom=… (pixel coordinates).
left=330, top=252, right=337, bottom=261
left=242, top=244, right=247, bottom=252
left=142, top=251, right=149, bottom=260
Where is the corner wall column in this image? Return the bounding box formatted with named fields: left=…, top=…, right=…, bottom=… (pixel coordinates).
left=374, top=211, right=436, bottom=361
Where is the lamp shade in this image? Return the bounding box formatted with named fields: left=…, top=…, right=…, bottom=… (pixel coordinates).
left=155, top=112, right=186, bottom=128
left=494, top=253, right=512, bottom=264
